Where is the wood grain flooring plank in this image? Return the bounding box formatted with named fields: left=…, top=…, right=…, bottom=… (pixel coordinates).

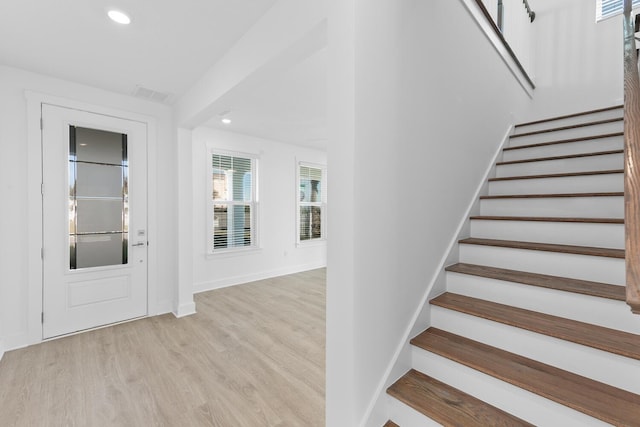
left=0, top=269, right=326, bottom=427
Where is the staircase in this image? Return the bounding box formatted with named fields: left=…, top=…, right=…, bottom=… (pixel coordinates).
left=385, top=106, right=640, bottom=426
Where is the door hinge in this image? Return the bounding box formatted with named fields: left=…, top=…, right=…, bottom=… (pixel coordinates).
left=40, top=117, right=43, bottom=130
left=41, top=248, right=44, bottom=260
left=41, top=312, right=44, bottom=324
left=41, top=183, right=44, bottom=196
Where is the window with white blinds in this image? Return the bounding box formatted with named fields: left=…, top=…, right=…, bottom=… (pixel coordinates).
left=597, top=0, right=640, bottom=21
left=297, top=163, right=326, bottom=243
left=208, top=150, right=258, bottom=253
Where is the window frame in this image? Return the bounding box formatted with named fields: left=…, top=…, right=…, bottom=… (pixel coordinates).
left=296, top=161, right=327, bottom=245
left=206, top=147, right=259, bottom=255
left=596, top=0, right=640, bottom=21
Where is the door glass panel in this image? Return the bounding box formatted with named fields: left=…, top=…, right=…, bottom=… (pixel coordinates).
left=75, top=234, right=126, bottom=269
left=74, top=127, right=126, bottom=165
left=69, top=126, right=128, bottom=269
left=76, top=163, right=123, bottom=197
left=76, top=199, right=125, bottom=233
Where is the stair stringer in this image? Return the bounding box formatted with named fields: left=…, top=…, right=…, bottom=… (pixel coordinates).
left=360, top=125, right=514, bottom=427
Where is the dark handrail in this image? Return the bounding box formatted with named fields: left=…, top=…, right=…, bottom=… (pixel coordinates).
left=522, top=0, right=536, bottom=23
left=474, top=0, right=535, bottom=89
left=622, top=0, right=640, bottom=314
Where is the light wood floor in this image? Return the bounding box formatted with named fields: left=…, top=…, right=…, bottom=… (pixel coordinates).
left=0, top=269, right=326, bottom=427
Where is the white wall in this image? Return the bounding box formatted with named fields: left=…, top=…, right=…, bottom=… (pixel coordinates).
left=0, top=65, right=176, bottom=350
left=327, top=0, right=533, bottom=424
left=525, top=0, right=623, bottom=119
left=191, top=127, right=326, bottom=292
left=326, top=0, right=626, bottom=424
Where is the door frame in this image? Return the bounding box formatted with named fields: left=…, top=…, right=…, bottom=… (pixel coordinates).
left=26, top=91, right=160, bottom=345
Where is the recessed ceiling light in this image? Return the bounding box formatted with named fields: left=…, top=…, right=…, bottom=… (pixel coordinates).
left=221, top=118, right=232, bottom=124
left=108, top=10, right=131, bottom=25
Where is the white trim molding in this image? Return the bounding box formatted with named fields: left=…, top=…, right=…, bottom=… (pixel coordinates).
left=296, top=159, right=327, bottom=245
left=24, top=91, right=161, bottom=348
left=205, top=146, right=260, bottom=255
left=174, top=302, right=197, bottom=318
left=194, top=262, right=326, bottom=294
left=176, top=127, right=196, bottom=319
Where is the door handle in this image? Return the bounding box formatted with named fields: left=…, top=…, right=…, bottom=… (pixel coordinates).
left=132, top=242, right=146, bottom=247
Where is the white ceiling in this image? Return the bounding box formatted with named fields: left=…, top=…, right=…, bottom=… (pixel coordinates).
left=0, top=0, right=278, bottom=98
left=203, top=47, right=327, bottom=148
left=0, top=0, right=327, bottom=148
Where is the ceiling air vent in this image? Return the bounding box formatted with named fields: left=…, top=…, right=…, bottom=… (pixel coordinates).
left=132, top=85, right=174, bottom=104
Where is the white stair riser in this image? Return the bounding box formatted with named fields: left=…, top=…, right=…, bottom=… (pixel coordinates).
left=488, top=173, right=623, bottom=196
left=445, top=273, right=637, bottom=333
left=508, top=121, right=623, bottom=147
left=513, top=110, right=623, bottom=135
left=387, top=397, right=441, bottom=427
left=502, top=135, right=623, bottom=162
left=458, top=244, right=625, bottom=284
left=430, top=307, right=640, bottom=394
left=470, top=219, right=624, bottom=249
left=496, top=153, right=623, bottom=177
left=411, top=347, right=609, bottom=426
left=480, top=196, right=623, bottom=218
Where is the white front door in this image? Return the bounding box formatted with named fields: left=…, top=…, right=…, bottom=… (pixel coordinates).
left=42, top=104, right=148, bottom=339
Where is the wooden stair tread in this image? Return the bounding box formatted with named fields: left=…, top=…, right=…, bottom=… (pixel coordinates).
left=458, top=237, right=624, bottom=259
left=469, top=215, right=624, bottom=224
left=430, top=293, right=640, bottom=359
left=504, top=132, right=624, bottom=151
left=383, top=421, right=399, bottom=427
left=411, top=328, right=640, bottom=426
left=488, top=169, right=623, bottom=182
left=496, top=149, right=622, bottom=165
left=515, top=105, right=623, bottom=128
left=387, top=369, right=533, bottom=427
left=480, top=191, right=623, bottom=199
left=445, top=263, right=626, bottom=301
left=504, top=133, right=623, bottom=152
left=510, top=117, right=623, bottom=138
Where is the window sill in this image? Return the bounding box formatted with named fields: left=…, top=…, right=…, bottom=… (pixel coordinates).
left=206, top=246, right=262, bottom=259
left=296, top=239, right=327, bottom=248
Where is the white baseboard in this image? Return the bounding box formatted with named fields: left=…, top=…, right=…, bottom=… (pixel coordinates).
left=193, top=262, right=326, bottom=294
left=360, top=125, right=514, bottom=427
left=151, top=300, right=174, bottom=317
left=173, top=302, right=197, bottom=318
